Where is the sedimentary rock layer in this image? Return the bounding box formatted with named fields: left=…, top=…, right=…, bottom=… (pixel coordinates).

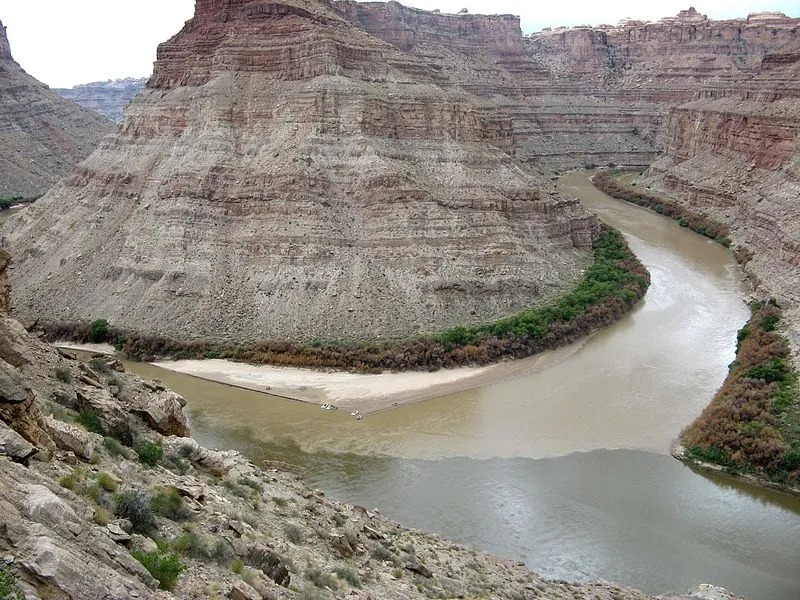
left=0, top=19, right=113, bottom=198
left=644, top=53, right=800, bottom=349
left=2, top=0, right=597, bottom=343
left=54, top=77, right=148, bottom=122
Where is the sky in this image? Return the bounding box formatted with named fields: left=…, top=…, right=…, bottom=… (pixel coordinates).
left=1, top=0, right=797, bottom=88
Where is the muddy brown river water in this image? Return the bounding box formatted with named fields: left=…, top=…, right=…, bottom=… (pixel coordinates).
left=124, top=172, right=800, bottom=599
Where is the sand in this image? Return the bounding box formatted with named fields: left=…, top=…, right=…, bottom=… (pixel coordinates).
left=57, top=339, right=589, bottom=414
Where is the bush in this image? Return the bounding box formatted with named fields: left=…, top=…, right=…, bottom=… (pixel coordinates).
left=60, top=471, right=80, bottom=490
left=285, top=523, right=304, bottom=545
left=306, top=567, right=338, bottom=591
left=231, top=559, right=244, bottom=574
left=131, top=548, right=185, bottom=591
left=334, top=566, right=362, bottom=588
left=151, top=487, right=192, bottom=521
left=371, top=544, right=396, bottom=563
left=54, top=367, right=73, bottom=383
left=134, top=440, right=163, bottom=467
left=76, top=411, right=103, bottom=434
left=114, top=490, right=155, bottom=534
left=103, top=436, right=127, bottom=457
left=89, top=357, right=111, bottom=375
left=90, top=319, right=110, bottom=343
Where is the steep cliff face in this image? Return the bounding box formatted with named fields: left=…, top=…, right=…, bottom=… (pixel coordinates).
left=0, top=20, right=114, bottom=199
left=54, top=78, right=148, bottom=122
left=644, top=52, right=800, bottom=349
left=2, top=0, right=597, bottom=343
left=524, top=8, right=799, bottom=169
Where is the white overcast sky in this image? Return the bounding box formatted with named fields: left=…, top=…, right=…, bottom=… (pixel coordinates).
left=1, top=0, right=797, bottom=87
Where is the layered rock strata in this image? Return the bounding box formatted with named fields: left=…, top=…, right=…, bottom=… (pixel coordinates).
left=54, top=77, right=148, bottom=122
left=2, top=0, right=598, bottom=343
left=0, top=20, right=113, bottom=198
left=643, top=51, right=800, bottom=351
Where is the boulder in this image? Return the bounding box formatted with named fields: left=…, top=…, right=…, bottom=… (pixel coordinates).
left=244, top=543, right=290, bottom=586
left=229, top=580, right=261, bottom=600
left=0, top=420, right=37, bottom=463
left=75, top=386, right=133, bottom=444
left=0, top=359, right=28, bottom=403
left=44, top=416, right=93, bottom=460
left=124, top=387, right=190, bottom=437
left=23, top=485, right=79, bottom=528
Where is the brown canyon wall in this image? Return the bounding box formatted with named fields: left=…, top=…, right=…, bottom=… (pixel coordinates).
left=1, top=0, right=597, bottom=344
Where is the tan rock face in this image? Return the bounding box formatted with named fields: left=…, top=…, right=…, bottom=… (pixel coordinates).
left=0, top=20, right=113, bottom=199
left=2, top=0, right=597, bottom=343
left=643, top=53, right=800, bottom=351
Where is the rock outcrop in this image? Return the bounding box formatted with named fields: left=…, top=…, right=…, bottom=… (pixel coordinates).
left=54, top=77, right=148, bottom=122
left=2, top=0, right=598, bottom=343
left=0, top=20, right=113, bottom=199
left=642, top=51, right=800, bottom=350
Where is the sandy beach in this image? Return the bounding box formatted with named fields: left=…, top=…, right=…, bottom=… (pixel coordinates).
left=57, top=339, right=589, bottom=414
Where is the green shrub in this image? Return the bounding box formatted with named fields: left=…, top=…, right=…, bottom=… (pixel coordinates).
left=76, top=411, right=103, bottom=434
left=60, top=471, right=80, bottom=490
left=334, top=566, right=362, bottom=588
left=114, top=490, right=155, bottom=534
left=134, top=440, right=163, bottom=467
left=747, top=358, right=788, bottom=383
left=677, top=217, right=689, bottom=227
left=0, top=564, right=24, bottom=600
left=131, top=548, right=185, bottom=591
left=231, top=559, right=244, bottom=574
left=151, top=487, right=192, bottom=521
left=54, top=367, right=73, bottom=383
left=89, top=319, right=110, bottom=343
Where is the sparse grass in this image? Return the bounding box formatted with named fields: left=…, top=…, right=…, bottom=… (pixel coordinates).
left=133, top=440, right=163, bottom=467
left=222, top=478, right=250, bottom=498
left=94, top=506, right=112, bottom=525
left=306, top=567, right=339, bottom=591
left=299, top=587, right=327, bottom=600
left=54, top=367, right=73, bottom=383
left=131, top=546, right=185, bottom=591
left=97, top=472, right=118, bottom=492
left=239, top=476, right=264, bottom=493
left=272, top=495, right=288, bottom=507
left=59, top=467, right=89, bottom=491
left=331, top=513, right=347, bottom=526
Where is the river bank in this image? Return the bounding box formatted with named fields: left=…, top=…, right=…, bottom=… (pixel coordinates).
left=58, top=338, right=591, bottom=415
left=591, top=170, right=800, bottom=494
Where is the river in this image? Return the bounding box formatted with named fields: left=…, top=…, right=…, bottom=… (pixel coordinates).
left=124, top=172, right=800, bottom=599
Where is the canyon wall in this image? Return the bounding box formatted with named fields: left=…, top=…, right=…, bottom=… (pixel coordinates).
left=54, top=77, right=148, bottom=122
left=1, top=0, right=597, bottom=343
left=0, top=20, right=113, bottom=199
left=644, top=50, right=800, bottom=349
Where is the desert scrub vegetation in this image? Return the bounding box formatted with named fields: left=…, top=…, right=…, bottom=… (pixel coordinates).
left=133, top=439, right=164, bottom=467
left=114, top=490, right=156, bottom=534
left=151, top=486, right=192, bottom=521
left=131, top=544, right=185, bottom=591
left=0, top=564, right=24, bottom=600
left=40, top=228, right=648, bottom=373
left=592, top=171, right=735, bottom=249
left=75, top=410, right=103, bottom=434
left=681, top=301, right=800, bottom=485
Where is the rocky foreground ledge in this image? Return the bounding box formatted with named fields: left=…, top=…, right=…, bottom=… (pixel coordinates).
left=0, top=254, right=739, bottom=599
